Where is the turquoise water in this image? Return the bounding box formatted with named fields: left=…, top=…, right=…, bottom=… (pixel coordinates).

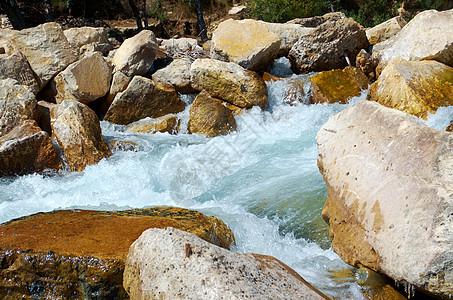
left=1, top=59, right=451, bottom=299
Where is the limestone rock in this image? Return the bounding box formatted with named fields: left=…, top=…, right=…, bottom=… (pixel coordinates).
left=190, top=58, right=268, bottom=109
left=316, top=100, right=453, bottom=298
left=258, top=21, right=315, bottom=55
left=126, top=115, right=180, bottom=134
left=10, top=22, right=79, bottom=89
left=152, top=57, right=195, bottom=93
left=210, top=19, right=281, bottom=71
left=372, top=9, right=453, bottom=67
left=159, top=37, right=207, bottom=58
left=189, top=90, right=237, bottom=137
left=289, top=18, right=369, bottom=73
left=368, top=58, right=453, bottom=119
left=287, top=12, right=346, bottom=27
left=0, top=51, right=38, bottom=94
left=50, top=100, right=110, bottom=172
left=124, top=227, right=328, bottom=299
left=112, top=30, right=158, bottom=77
left=104, top=76, right=185, bottom=125
left=0, top=207, right=235, bottom=299
left=0, top=79, right=36, bottom=137
left=0, top=120, right=61, bottom=176
left=105, top=71, right=132, bottom=108
left=64, top=26, right=113, bottom=55
left=355, top=49, right=378, bottom=80
left=54, top=52, right=112, bottom=104
left=309, top=67, right=370, bottom=104
left=366, top=16, right=406, bottom=45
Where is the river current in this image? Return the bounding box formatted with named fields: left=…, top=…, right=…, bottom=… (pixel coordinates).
left=1, top=58, right=452, bottom=299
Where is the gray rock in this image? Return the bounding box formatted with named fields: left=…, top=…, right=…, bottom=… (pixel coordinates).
left=64, top=26, right=113, bottom=55
left=0, top=51, right=38, bottom=94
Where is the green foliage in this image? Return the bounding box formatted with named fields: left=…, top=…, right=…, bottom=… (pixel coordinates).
left=343, top=0, right=402, bottom=27
left=149, top=0, right=167, bottom=21
left=246, top=0, right=331, bottom=23
left=417, top=0, right=444, bottom=10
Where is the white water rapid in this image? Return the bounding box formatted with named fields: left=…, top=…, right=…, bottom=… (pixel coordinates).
left=1, top=58, right=451, bottom=299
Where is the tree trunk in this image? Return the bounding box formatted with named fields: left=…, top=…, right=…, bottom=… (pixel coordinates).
left=43, top=0, right=54, bottom=21
left=0, top=0, right=26, bottom=29
left=142, top=0, right=148, bottom=29
left=128, top=0, right=143, bottom=31
left=193, top=0, right=207, bottom=43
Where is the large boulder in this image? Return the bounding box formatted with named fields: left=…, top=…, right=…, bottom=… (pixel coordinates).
left=190, top=59, right=268, bottom=109
left=365, top=16, right=406, bottom=45
left=316, top=100, right=453, bottom=298
left=151, top=57, right=195, bottom=93
left=309, top=66, right=370, bottom=104
left=288, top=18, right=369, bottom=73
left=0, top=207, right=235, bottom=299
left=210, top=19, right=281, bottom=71
left=63, top=26, right=113, bottom=55
left=112, top=30, right=158, bottom=77
left=105, top=71, right=132, bottom=108
left=0, top=120, right=61, bottom=176
left=372, top=9, right=453, bottom=67
left=104, top=76, right=186, bottom=125
left=0, top=79, right=36, bottom=137
left=50, top=100, right=110, bottom=172
left=54, top=52, right=112, bottom=104
left=189, top=90, right=237, bottom=137
left=0, top=51, right=38, bottom=94
left=9, top=22, right=79, bottom=89
left=124, top=227, right=328, bottom=299
left=368, top=57, right=453, bottom=119
left=159, top=37, right=207, bottom=58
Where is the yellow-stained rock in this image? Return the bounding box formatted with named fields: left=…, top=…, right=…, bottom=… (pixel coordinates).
left=126, top=115, right=180, bottom=134
left=0, top=207, right=235, bottom=299
left=189, top=90, right=237, bottom=137
left=310, top=67, right=370, bottom=104
left=368, top=58, right=453, bottom=119
left=262, top=72, right=283, bottom=83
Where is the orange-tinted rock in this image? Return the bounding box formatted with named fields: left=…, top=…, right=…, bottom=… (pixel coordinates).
left=262, top=72, right=283, bottom=83
left=108, top=140, right=139, bottom=152
left=0, top=207, right=235, bottom=299
left=446, top=121, right=453, bottom=132
left=309, top=67, right=370, bottom=104
left=126, top=115, right=180, bottom=134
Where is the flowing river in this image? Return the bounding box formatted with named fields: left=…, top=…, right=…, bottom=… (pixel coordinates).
left=1, top=58, right=452, bottom=299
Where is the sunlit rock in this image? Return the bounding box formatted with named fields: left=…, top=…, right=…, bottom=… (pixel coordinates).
left=54, top=52, right=112, bottom=105
left=0, top=120, right=61, bottom=176
left=0, top=207, right=235, bottom=299
left=112, top=30, right=158, bottom=77
left=316, top=100, right=453, bottom=298
left=64, top=26, right=113, bottom=55
left=104, top=71, right=132, bottom=111
left=289, top=18, right=369, bottom=73
left=287, top=11, right=346, bottom=27
left=191, top=58, right=268, bottom=109
left=0, top=51, right=38, bottom=94
left=189, top=90, right=237, bottom=137
left=368, top=57, right=453, bottom=119
left=372, top=9, right=453, bottom=67
left=50, top=100, right=110, bottom=172
left=210, top=19, right=281, bottom=71
left=0, top=79, right=36, bottom=137
left=9, top=22, right=79, bottom=90
left=365, top=16, right=406, bottom=45
left=126, top=115, right=180, bottom=134
left=104, top=76, right=185, bottom=125
left=355, top=49, right=377, bottom=80
left=152, top=57, right=195, bottom=93
left=309, top=67, right=370, bottom=104
left=159, top=37, right=207, bottom=58
left=124, top=227, right=328, bottom=299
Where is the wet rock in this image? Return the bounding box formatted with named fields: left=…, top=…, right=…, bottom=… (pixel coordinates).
left=191, top=58, right=268, bottom=109
left=50, top=100, right=110, bottom=172
left=9, top=22, right=79, bottom=90
left=372, top=9, right=453, bottom=67
left=54, top=52, right=112, bottom=105
left=0, top=79, right=36, bottom=137
left=152, top=57, right=196, bottom=93
left=108, top=140, right=139, bottom=152
left=0, top=120, right=61, bottom=176
left=289, top=18, right=369, bottom=73
left=365, top=16, right=406, bottom=45
left=64, top=26, right=113, bottom=55
left=0, top=207, right=235, bottom=299
left=262, top=72, right=284, bottom=83
left=112, top=30, right=158, bottom=77
left=316, top=100, right=453, bottom=298
left=126, top=115, right=180, bottom=134
left=355, top=49, right=378, bottom=80
left=124, top=227, right=328, bottom=299
left=0, top=51, right=38, bottom=94
left=309, top=67, right=370, bottom=104
left=447, top=121, right=453, bottom=132
left=284, top=78, right=307, bottom=105
left=189, top=90, right=237, bottom=137
left=210, top=19, right=281, bottom=71
left=287, top=12, right=346, bottom=27
left=368, top=57, right=453, bottom=119
left=104, top=76, right=185, bottom=125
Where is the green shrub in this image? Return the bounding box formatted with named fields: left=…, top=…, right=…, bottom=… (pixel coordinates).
left=343, top=0, right=402, bottom=27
